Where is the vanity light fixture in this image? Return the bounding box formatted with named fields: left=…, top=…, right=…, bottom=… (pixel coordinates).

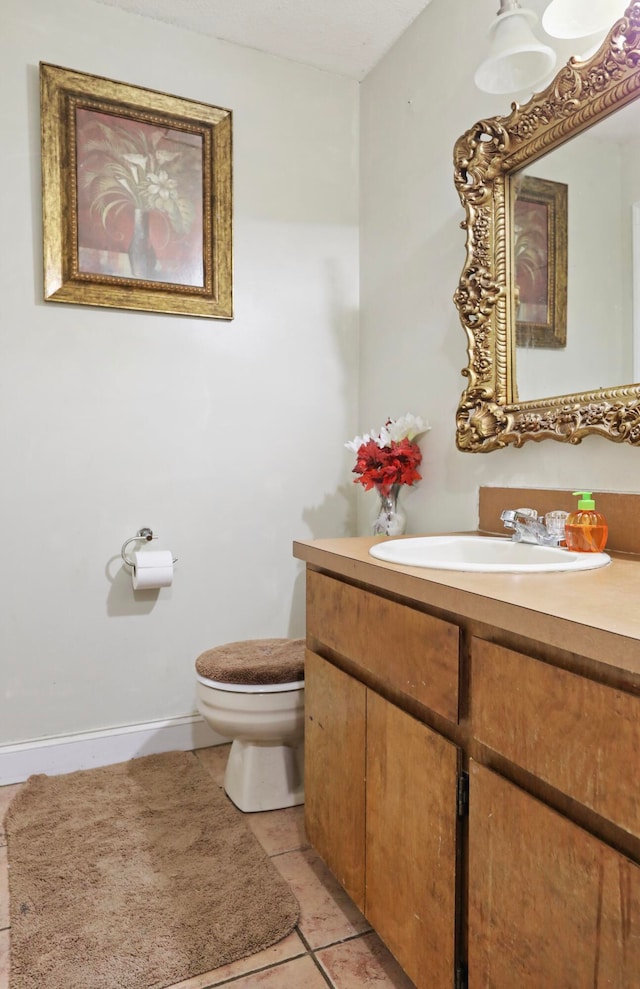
left=474, top=0, right=557, bottom=95
left=542, top=0, right=622, bottom=39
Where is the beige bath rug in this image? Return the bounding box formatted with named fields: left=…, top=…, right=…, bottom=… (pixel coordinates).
left=5, top=750, right=299, bottom=989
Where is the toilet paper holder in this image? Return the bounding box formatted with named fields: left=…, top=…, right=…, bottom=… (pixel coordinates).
left=121, top=528, right=177, bottom=568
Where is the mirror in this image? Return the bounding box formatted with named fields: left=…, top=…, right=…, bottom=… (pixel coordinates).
left=453, top=3, right=640, bottom=451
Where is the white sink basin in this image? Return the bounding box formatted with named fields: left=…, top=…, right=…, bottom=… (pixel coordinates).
left=369, top=535, right=610, bottom=573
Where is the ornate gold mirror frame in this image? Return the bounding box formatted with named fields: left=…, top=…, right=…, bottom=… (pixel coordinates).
left=453, top=3, right=640, bottom=452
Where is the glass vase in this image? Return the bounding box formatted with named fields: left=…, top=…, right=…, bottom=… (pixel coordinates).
left=372, top=483, right=406, bottom=537
left=128, top=208, right=157, bottom=280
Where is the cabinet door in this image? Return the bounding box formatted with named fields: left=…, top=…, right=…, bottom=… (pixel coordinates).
left=468, top=761, right=640, bottom=988
left=304, top=650, right=366, bottom=909
left=366, top=690, right=460, bottom=989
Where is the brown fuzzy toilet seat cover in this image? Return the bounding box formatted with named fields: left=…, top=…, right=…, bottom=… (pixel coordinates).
left=195, top=638, right=305, bottom=685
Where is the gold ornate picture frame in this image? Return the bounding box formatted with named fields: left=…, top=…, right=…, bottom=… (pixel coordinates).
left=453, top=3, right=640, bottom=451
left=514, top=175, right=567, bottom=350
left=40, top=63, right=233, bottom=319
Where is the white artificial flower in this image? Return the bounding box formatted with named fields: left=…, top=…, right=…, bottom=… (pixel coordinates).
left=345, top=432, right=374, bottom=453
left=377, top=424, right=392, bottom=447
left=386, top=413, right=430, bottom=442
left=346, top=414, right=430, bottom=452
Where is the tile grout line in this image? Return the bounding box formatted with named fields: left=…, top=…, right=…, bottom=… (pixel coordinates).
left=295, top=927, right=334, bottom=987
left=309, top=953, right=335, bottom=988
left=192, top=943, right=312, bottom=988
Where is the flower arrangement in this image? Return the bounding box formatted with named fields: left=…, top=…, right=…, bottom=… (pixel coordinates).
left=78, top=114, right=200, bottom=240
left=345, top=414, right=430, bottom=496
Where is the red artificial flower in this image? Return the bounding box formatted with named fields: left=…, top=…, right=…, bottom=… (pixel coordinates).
left=352, top=437, right=422, bottom=495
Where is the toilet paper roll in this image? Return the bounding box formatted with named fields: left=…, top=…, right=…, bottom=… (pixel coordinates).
left=131, top=550, right=174, bottom=590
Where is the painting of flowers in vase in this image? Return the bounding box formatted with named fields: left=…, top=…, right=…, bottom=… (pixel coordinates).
left=76, top=108, right=204, bottom=287
left=41, top=63, right=232, bottom=318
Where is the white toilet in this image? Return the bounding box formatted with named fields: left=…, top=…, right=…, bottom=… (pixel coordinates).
left=195, top=638, right=305, bottom=813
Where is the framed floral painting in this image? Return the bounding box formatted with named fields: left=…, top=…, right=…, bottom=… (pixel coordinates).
left=513, top=174, right=567, bottom=349
left=40, top=63, right=232, bottom=318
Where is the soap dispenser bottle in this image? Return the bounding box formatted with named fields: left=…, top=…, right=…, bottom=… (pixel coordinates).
left=564, top=491, right=608, bottom=553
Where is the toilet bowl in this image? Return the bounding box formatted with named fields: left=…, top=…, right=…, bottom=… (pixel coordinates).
left=195, top=639, right=305, bottom=813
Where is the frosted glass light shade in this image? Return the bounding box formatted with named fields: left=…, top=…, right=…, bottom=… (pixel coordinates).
left=542, top=0, right=622, bottom=40
left=475, top=7, right=557, bottom=95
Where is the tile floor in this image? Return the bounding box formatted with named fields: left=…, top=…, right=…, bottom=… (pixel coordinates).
left=0, top=744, right=416, bottom=989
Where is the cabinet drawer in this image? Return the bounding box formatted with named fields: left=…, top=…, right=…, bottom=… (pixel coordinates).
left=307, top=570, right=459, bottom=722
left=471, top=637, right=640, bottom=838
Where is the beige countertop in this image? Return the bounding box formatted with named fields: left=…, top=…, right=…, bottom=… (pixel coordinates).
left=293, top=535, right=640, bottom=681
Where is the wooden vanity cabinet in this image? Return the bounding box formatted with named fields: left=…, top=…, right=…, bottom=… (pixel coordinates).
left=304, top=572, right=462, bottom=989
left=299, top=551, right=640, bottom=989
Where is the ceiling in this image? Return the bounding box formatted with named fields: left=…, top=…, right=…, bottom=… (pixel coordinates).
left=90, top=0, right=434, bottom=81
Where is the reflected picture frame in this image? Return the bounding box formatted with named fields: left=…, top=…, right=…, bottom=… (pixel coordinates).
left=40, top=63, right=233, bottom=319
left=513, top=175, right=567, bottom=350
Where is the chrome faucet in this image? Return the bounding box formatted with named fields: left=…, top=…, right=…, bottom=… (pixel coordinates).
left=500, top=508, right=568, bottom=547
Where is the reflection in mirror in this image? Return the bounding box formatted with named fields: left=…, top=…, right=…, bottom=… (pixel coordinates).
left=453, top=3, right=640, bottom=451
left=514, top=99, right=639, bottom=402
left=513, top=172, right=568, bottom=354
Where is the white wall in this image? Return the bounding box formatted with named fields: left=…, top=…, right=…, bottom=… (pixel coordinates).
left=2, top=0, right=359, bottom=746
left=359, top=0, right=640, bottom=537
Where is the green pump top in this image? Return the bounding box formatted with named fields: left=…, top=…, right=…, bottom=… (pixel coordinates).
left=572, top=491, right=596, bottom=509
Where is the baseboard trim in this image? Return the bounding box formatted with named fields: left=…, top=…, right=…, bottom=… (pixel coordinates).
left=0, top=715, right=228, bottom=785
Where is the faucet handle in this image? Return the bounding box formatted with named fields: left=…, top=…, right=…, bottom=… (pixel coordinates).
left=515, top=507, right=538, bottom=520
left=500, top=507, right=537, bottom=527
left=545, top=510, right=569, bottom=542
